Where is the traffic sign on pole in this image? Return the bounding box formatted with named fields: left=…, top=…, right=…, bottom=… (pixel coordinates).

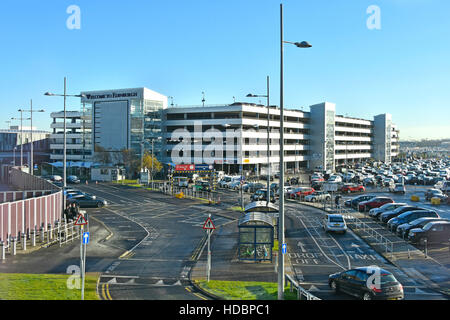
left=203, top=216, right=216, bottom=230
left=74, top=214, right=88, bottom=226
left=83, top=232, right=90, bottom=244
left=282, top=243, right=287, bottom=254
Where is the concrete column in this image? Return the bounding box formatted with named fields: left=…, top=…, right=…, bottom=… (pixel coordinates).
left=40, top=226, right=44, bottom=243
left=22, top=232, right=26, bottom=251
left=31, top=228, right=36, bottom=247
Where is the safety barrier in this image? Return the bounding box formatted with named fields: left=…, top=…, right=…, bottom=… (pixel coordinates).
left=0, top=190, right=53, bottom=204
left=285, top=274, right=321, bottom=300
left=0, top=191, right=63, bottom=251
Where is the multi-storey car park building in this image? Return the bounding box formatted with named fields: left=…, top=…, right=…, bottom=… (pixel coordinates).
left=50, top=109, right=92, bottom=162
left=162, top=101, right=400, bottom=173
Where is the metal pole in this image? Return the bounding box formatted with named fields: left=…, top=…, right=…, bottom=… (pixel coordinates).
left=80, top=225, right=84, bottom=300
left=278, top=2, right=285, bottom=300
left=207, top=228, right=211, bottom=282
left=63, top=77, right=67, bottom=189
left=267, top=76, right=271, bottom=207
left=30, top=99, right=35, bottom=176
left=241, top=124, right=244, bottom=209
left=20, top=111, right=23, bottom=167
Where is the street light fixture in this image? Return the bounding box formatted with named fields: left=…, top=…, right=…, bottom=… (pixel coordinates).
left=246, top=76, right=271, bottom=207
left=18, top=99, right=45, bottom=175
left=278, top=3, right=312, bottom=300
left=44, top=77, right=86, bottom=191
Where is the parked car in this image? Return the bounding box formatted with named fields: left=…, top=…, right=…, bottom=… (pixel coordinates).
left=276, top=186, right=293, bottom=198
left=194, top=180, right=211, bottom=192
left=341, top=184, right=365, bottom=194
left=379, top=206, right=424, bottom=223
left=345, top=195, right=376, bottom=210
left=243, top=182, right=265, bottom=193
left=397, top=217, right=450, bottom=239
left=288, top=187, right=315, bottom=199
left=424, top=188, right=448, bottom=201
left=369, top=203, right=407, bottom=219
left=229, top=180, right=242, bottom=191
left=328, top=175, right=342, bottom=183
left=387, top=210, right=439, bottom=233
left=305, top=191, right=332, bottom=203
left=358, top=197, right=394, bottom=212
left=328, top=267, right=404, bottom=300
left=408, top=221, right=450, bottom=245
left=50, top=175, right=63, bottom=182
left=67, top=194, right=108, bottom=208
left=250, top=189, right=275, bottom=203
left=218, top=176, right=232, bottom=188
left=67, top=175, right=80, bottom=184
left=362, top=177, right=376, bottom=186
left=389, top=183, right=406, bottom=194
left=323, top=214, right=347, bottom=234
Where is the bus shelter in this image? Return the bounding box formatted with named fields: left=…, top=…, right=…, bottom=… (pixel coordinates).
left=238, top=212, right=274, bottom=262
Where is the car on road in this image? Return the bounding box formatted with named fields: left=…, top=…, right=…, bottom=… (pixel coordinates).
left=424, top=188, right=448, bottom=202
left=379, top=206, right=424, bottom=223
left=66, top=190, right=96, bottom=199
left=305, top=191, right=332, bottom=203
left=387, top=209, right=439, bottom=233
left=229, top=180, right=242, bottom=191
left=397, top=217, right=450, bottom=239
left=250, top=189, right=275, bottom=203
left=389, top=183, right=406, bottom=194
left=323, top=214, right=347, bottom=234
left=408, top=221, right=450, bottom=245
left=67, top=175, right=81, bottom=184
left=243, top=182, right=265, bottom=193
left=328, top=267, right=404, bottom=300
left=345, top=194, right=376, bottom=210
left=194, top=180, right=211, bottom=192
left=288, top=187, right=315, bottom=199
left=67, top=194, right=108, bottom=208
left=341, top=184, right=365, bottom=194
left=358, top=197, right=394, bottom=212
left=368, top=203, right=407, bottom=219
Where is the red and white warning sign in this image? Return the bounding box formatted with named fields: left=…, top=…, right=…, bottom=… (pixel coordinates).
left=74, top=214, right=88, bottom=226
left=202, top=216, right=216, bottom=230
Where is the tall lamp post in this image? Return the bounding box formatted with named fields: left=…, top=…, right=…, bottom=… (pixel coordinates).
left=278, top=3, right=312, bottom=300
left=247, top=76, right=271, bottom=206
left=19, top=99, right=45, bottom=175
left=11, top=111, right=31, bottom=168
left=45, top=77, right=86, bottom=189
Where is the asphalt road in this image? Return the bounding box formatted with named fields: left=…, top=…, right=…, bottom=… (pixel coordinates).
left=77, top=183, right=233, bottom=300
left=215, top=186, right=449, bottom=300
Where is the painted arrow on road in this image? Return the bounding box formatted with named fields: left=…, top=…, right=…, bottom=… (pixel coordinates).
left=297, top=241, right=306, bottom=253
left=351, top=243, right=363, bottom=254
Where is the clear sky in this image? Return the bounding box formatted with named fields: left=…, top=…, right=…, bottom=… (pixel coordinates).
left=0, top=0, right=449, bottom=140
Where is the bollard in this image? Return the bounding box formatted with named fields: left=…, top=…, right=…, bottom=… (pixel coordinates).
left=31, top=228, right=36, bottom=247
left=12, top=237, right=17, bottom=256
left=22, top=232, right=26, bottom=251
left=48, top=223, right=53, bottom=241
left=1, top=241, right=5, bottom=260
left=424, top=239, right=428, bottom=258
left=40, top=226, right=44, bottom=243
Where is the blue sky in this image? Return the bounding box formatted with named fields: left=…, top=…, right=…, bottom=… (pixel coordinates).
left=0, top=0, right=449, bottom=139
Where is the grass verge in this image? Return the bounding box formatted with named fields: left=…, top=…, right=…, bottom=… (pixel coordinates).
left=0, top=273, right=100, bottom=300
left=196, top=280, right=298, bottom=300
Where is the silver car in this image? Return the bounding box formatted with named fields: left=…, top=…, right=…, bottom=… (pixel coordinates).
left=323, top=214, right=347, bottom=234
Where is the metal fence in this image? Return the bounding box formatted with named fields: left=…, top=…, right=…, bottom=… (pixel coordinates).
left=285, top=274, right=321, bottom=300
left=0, top=190, right=53, bottom=204
left=147, top=182, right=219, bottom=203
left=8, top=167, right=59, bottom=192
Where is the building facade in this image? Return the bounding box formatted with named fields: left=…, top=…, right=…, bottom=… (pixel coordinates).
left=163, top=102, right=400, bottom=173
left=80, top=88, right=167, bottom=160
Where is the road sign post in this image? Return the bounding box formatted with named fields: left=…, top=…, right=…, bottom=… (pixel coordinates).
left=74, top=213, right=88, bottom=300
left=203, top=214, right=216, bottom=282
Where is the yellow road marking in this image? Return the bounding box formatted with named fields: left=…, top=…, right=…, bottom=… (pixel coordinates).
left=105, top=283, right=113, bottom=300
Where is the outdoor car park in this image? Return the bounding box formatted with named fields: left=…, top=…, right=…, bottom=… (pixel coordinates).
left=358, top=197, right=394, bottom=212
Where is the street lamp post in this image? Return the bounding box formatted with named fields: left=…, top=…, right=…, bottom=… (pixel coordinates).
left=247, top=76, right=271, bottom=206
left=278, top=3, right=312, bottom=300
left=11, top=111, right=31, bottom=168
left=45, top=77, right=86, bottom=189
left=19, top=100, right=45, bottom=176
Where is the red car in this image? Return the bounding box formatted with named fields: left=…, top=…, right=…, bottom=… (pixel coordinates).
left=341, top=184, right=365, bottom=194
left=358, top=197, right=394, bottom=212
left=289, top=187, right=315, bottom=199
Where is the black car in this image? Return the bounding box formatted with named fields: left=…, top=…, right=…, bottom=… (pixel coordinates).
left=67, top=194, right=108, bottom=208
left=328, top=267, right=404, bottom=300
left=408, top=221, right=450, bottom=245
left=387, top=210, right=439, bottom=233
left=67, top=175, right=81, bottom=184
left=250, top=189, right=275, bottom=203
left=379, top=206, right=423, bottom=224
left=397, top=217, right=450, bottom=239
left=243, top=182, right=265, bottom=193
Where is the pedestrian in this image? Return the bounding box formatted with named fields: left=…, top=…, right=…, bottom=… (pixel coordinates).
left=335, top=195, right=341, bottom=208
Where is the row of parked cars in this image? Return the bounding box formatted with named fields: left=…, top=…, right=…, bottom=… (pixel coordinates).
left=64, top=187, right=108, bottom=208
left=345, top=194, right=450, bottom=245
